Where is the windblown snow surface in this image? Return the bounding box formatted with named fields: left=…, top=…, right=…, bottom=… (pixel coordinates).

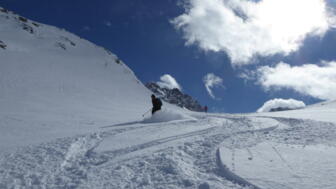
left=2, top=7, right=336, bottom=189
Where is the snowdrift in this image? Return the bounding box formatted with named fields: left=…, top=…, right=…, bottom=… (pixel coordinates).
left=142, top=109, right=195, bottom=123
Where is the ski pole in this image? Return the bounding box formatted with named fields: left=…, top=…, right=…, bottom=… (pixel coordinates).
left=142, top=108, right=151, bottom=117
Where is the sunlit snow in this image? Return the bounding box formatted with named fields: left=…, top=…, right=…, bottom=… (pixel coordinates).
left=1, top=7, right=336, bottom=189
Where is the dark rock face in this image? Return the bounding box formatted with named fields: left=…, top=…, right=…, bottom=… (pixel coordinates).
left=0, top=7, right=9, bottom=13
left=146, top=82, right=204, bottom=112
left=22, top=23, right=34, bottom=34
left=18, top=16, right=28, bottom=23
left=269, top=107, right=294, bottom=112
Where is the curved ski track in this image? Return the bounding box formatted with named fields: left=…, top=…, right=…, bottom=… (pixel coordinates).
left=1, top=115, right=335, bottom=188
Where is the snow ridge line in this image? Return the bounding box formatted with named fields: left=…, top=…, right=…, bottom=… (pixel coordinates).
left=216, top=148, right=262, bottom=189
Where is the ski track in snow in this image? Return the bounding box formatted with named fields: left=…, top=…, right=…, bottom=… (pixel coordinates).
left=0, top=115, right=336, bottom=189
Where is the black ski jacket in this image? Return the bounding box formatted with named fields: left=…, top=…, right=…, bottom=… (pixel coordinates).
left=152, top=97, right=162, bottom=114
left=152, top=98, right=162, bottom=110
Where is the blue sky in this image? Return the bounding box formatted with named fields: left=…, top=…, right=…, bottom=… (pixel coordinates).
left=2, top=0, right=336, bottom=113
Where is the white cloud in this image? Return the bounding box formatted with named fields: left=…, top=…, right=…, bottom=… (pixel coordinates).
left=257, top=98, right=306, bottom=112
left=157, top=74, right=182, bottom=90
left=203, top=73, right=224, bottom=99
left=172, top=0, right=335, bottom=64
left=257, top=61, right=336, bottom=100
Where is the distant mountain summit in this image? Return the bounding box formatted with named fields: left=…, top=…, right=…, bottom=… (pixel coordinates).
left=146, top=82, right=204, bottom=112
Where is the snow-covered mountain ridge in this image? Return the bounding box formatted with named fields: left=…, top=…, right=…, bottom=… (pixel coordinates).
left=146, top=82, right=204, bottom=112
left=0, top=7, right=152, bottom=152
left=254, top=100, right=336, bottom=123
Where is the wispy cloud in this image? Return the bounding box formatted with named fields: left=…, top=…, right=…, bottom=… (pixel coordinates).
left=172, top=0, right=335, bottom=64
left=157, top=74, right=182, bottom=90
left=203, top=73, right=224, bottom=99
left=256, top=61, right=336, bottom=100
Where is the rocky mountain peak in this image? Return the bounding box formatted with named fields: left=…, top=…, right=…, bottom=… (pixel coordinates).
left=146, top=82, right=205, bottom=112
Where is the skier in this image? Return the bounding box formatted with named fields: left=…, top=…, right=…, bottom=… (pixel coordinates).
left=151, top=94, right=162, bottom=114
left=204, top=106, right=208, bottom=113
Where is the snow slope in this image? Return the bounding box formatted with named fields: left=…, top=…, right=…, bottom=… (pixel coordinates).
left=0, top=7, right=153, bottom=153
left=2, top=104, right=335, bottom=188
left=216, top=100, right=336, bottom=189
left=1, top=7, right=336, bottom=189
